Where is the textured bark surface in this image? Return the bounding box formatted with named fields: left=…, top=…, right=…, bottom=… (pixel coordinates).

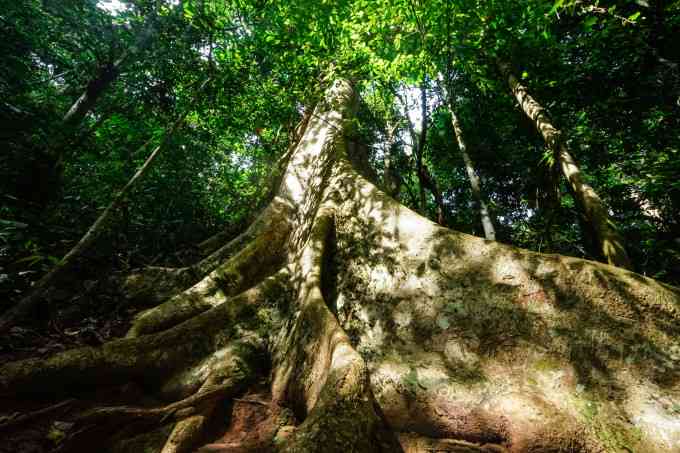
left=497, top=59, right=632, bottom=270
left=1, top=80, right=679, bottom=453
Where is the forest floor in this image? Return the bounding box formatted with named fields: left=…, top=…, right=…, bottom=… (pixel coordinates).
left=0, top=227, right=303, bottom=453
left=0, top=244, right=224, bottom=453
left=0, top=267, right=133, bottom=453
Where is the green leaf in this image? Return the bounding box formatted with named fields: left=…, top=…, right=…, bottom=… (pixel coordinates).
left=583, top=16, right=598, bottom=30
left=549, top=0, right=566, bottom=16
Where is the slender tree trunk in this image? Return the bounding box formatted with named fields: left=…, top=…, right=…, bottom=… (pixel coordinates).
left=400, top=107, right=424, bottom=209
left=47, top=18, right=158, bottom=189
left=383, top=122, right=401, bottom=198
left=420, top=165, right=446, bottom=226
left=1, top=80, right=679, bottom=453
left=416, top=82, right=428, bottom=213
left=497, top=59, right=632, bottom=269
left=396, top=84, right=446, bottom=224
left=62, top=15, right=157, bottom=129
left=449, top=106, right=496, bottom=241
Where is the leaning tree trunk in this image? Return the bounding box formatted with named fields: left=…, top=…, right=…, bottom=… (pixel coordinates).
left=61, top=18, right=156, bottom=130
left=41, top=18, right=158, bottom=204
left=449, top=106, right=496, bottom=241
left=0, top=93, right=200, bottom=333
left=2, top=80, right=680, bottom=453
left=497, top=59, right=632, bottom=270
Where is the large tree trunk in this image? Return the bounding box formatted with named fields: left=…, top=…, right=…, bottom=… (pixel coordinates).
left=497, top=59, right=632, bottom=270
left=2, top=80, right=680, bottom=453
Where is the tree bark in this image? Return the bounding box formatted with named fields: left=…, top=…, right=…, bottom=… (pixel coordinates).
left=449, top=106, right=496, bottom=241
left=2, top=79, right=679, bottom=453
left=497, top=59, right=632, bottom=269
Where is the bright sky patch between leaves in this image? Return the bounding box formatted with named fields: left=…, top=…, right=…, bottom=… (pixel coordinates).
left=98, top=0, right=127, bottom=15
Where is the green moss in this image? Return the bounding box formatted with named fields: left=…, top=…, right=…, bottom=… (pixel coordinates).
left=576, top=397, right=643, bottom=452
left=581, top=399, right=599, bottom=420
left=591, top=419, right=643, bottom=453
left=533, top=356, right=562, bottom=372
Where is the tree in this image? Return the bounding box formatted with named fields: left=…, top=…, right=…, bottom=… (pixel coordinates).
left=395, top=83, right=446, bottom=225
left=497, top=59, right=633, bottom=269
left=2, top=0, right=680, bottom=451
left=0, top=92, right=198, bottom=332
left=2, top=79, right=680, bottom=453
left=444, top=87, right=496, bottom=241
left=382, top=118, right=402, bottom=198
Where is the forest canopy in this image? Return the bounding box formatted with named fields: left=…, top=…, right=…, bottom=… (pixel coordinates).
left=1, top=0, right=680, bottom=452
left=1, top=0, right=679, bottom=289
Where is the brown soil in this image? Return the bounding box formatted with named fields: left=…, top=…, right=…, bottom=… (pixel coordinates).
left=196, top=387, right=295, bottom=453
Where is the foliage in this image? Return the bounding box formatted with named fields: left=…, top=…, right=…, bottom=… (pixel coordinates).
left=1, top=0, right=678, bottom=308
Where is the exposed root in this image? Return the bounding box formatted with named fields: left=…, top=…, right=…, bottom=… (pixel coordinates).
left=162, top=416, right=210, bottom=453
left=160, top=350, right=266, bottom=453
left=160, top=371, right=244, bottom=453
left=121, top=196, right=292, bottom=308
left=0, top=282, right=274, bottom=395
left=0, top=399, right=75, bottom=433
left=197, top=392, right=297, bottom=452
left=4, top=78, right=680, bottom=453
left=398, top=432, right=508, bottom=453
left=271, top=212, right=401, bottom=452
left=1, top=327, right=266, bottom=453
left=0, top=254, right=291, bottom=451
left=76, top=383, right=240, bottom=427
left=126, top=229, right=291, bottom=338
left=120, top=266, right=197, bottom=308
left=57, top=379, right=249, bottom=452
